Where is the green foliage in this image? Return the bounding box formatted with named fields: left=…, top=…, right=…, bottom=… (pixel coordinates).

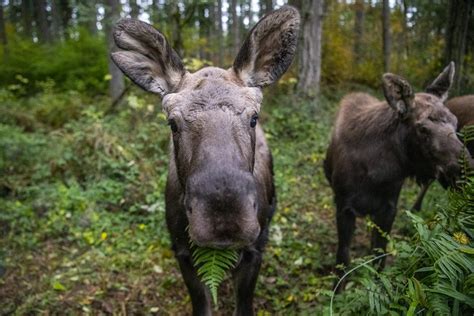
left=0, top=30, right=108, bottom=96
left=191, top=245, right=240, bottom=306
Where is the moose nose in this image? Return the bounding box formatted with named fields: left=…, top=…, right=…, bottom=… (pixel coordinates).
left=186, top=169, right=257, bottom=206
left=185, top=169, right=260, bottom=248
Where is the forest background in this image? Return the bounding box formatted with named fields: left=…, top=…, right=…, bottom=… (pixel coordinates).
left=0, top=0, right=473, bottom=314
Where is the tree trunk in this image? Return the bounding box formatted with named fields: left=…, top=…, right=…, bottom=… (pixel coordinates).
left=51, top=0, right=62, bottom=41
left=402, top=0, right=409, bottom=57
left=60, top=0, right=72, bottom=38
left=129, top=0, right=140, bottom=19
left=21, top=0, right=33, bottom=39
left=34, top=0, right=52, bottom=43
left=353, top=0, right=364, bottom=63
left=198, top=3, right=207, bottom=60
left=296, top=0, right=324, bottom=97
left=382, top=0, right=391, bottom=72
left=259, top=0, right=273, bottom=17
left=445, top=0, right=472, bottom=94
left=229, top=0, right=240, bottom=55
left=0, top=1, right=7, bottom=57
left=170, top=3, right=184, bottom=57
left=104, top=0, right=125, bottom=100
left=216, top=0, right=224, bottom=65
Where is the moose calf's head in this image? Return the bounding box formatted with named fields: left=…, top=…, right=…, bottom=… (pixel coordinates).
left=382, top=62, right=465, bottom=185
left=111, top=7, right=300, bottom=249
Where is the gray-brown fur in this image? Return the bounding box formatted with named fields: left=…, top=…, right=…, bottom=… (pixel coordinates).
left=111, top=6, right=300, bottom=315
left=324, top=63, right=466, bottom=291
left=412, top=94, right=474, bottom=211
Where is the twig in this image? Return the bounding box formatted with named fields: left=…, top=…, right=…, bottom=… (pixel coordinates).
left=329, top=252, right=394, bottom=316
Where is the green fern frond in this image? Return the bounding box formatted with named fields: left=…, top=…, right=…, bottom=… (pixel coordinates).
left=191, top=244, right=239, bottom=306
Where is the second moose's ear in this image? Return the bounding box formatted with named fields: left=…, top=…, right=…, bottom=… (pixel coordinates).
left=111, top=19, right=186, bottom=97
left=425, top=62, right=455, bottom=102
left=233, top=6, right=300, bottom=88
left=382, top=73, right=414, bottom=117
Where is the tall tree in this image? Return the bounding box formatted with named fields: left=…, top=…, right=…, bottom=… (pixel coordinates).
left=295, top=0, right=324, bottom=97
left=33, top=0, right=52, bottom=43
left=353, top=0, right=364, bottom=63
left=59, top=0, right=72, bottom=38
left=129, top=0, right=140, bottom=19
left=216, top=0, right=224, bottom=65
left=51, top=0, right=62, bottom=40
left=0, top=0, right=7, bottom=56
left=104, top=0, right=125, bottom=100
left=382, top=0, right=391, bottom=72
left=259, top=0, right=273, bottom=17
left=229, top=0, right=240, bottom=55
left=78, top=0, right=97, bottom=35
left=21, top=0, right=33, bottom=38
left=445, top=0, right=472, bottom=94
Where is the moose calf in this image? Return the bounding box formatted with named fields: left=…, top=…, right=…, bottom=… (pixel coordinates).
left=324, top=63, right=466, bottom=283
left=111, top=6, right=300, bottom=315
left=412, top=94, right=474, bottom=211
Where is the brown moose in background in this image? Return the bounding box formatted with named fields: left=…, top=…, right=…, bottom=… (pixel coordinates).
left=324, top=62, right=473, bottom=290
left=412, top=94, right=474, bottom=211
left=111, top=6, right=300, bottom=316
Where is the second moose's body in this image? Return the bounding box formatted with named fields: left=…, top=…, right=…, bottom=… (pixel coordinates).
left=324, top=63, right=467, bottom=286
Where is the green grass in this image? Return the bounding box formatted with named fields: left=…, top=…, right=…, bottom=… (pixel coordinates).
left=0, top=88, right=455, bottom=314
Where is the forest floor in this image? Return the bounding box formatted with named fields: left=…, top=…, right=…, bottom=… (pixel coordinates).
left=0, top=88, right=446, bottom=315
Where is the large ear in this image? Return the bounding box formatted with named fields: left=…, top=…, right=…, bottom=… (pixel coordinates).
left=382, top=73, right=414, bottom=117
left=232, top=6, right=300, bottom=87
left=425, top=62, right=455, bottom=102
left=111, top=19, right=186, bottom=96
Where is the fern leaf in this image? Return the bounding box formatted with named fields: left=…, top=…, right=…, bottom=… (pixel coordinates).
left=191, top=245, right=239, bottom=306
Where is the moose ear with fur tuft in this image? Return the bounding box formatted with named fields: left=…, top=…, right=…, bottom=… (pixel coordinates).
left=111, top=19, right=186, bottom=97
left=382, top=73, right=415, bottom=117
left=425, top=62, right=455, bottom=102
left=232, top=6, right=300, bottom=88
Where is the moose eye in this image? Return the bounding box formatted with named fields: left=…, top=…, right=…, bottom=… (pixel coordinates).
left=250, top=114, right=258, bottom=128
left=168, top=119, right=178, bottom=133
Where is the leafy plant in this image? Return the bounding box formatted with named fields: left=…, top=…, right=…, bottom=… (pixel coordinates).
left=191, top=244, right=240, bottom=306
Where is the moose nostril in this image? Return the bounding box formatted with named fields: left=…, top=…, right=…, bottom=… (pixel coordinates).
left=187, top=206, right=192, bottom=214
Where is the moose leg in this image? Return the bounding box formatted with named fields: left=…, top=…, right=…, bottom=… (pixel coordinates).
left=334, top=206, right=356, bottom=292
left=233, top=250, right=262, bottom=316
left=411, top=180, right=433, bottom=211
left=176, top=251, right=212, bottom=316
left=370, top=204, right=397, bottom=269
left=335, top=207, right=356, bottom=269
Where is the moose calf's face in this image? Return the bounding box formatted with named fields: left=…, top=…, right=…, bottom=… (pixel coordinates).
left=382, top=62, right=464, bottom=185
left=163, top=69, right=263, bottom=248
left=111, top=7, right=300, bottom=249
